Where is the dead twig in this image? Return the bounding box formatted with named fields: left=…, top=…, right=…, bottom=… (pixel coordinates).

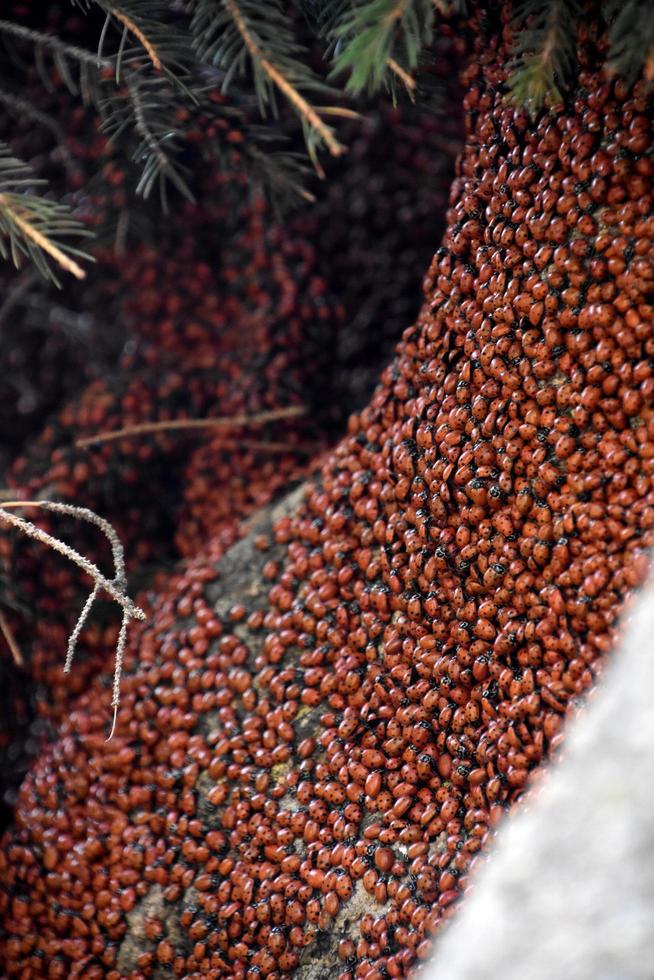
left=74, top=405, right=305, bottom=449
left=0, top=500, right=145, bottom=738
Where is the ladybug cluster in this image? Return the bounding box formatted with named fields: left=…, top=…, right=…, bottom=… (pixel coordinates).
left=0, top=0, right=462, bottom=819
left=2, top=5, right=654, bottom=980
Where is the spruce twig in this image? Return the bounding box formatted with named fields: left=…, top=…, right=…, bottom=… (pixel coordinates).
left=71, top=0, right=193, bottom=78
left=0, top=89, right=73, bottom=169
left=329, top=0, right=435, bottom=97
left=118, top=74, right=194, bottom=203
left=605, top=0, right=654, bottom=86
left=0, top=15, right=193, bottom=210
left=507, top=0, right=581, bottom=113
left=0, top=196, right=87, bottom=281
left=0, top=18, right=107, bottom=107
left=0, top=143, right=91, bottom=285
left=191, top=0, right=344, bottom=162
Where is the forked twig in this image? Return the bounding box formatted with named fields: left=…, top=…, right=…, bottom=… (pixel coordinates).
left=0, top=500, right=145, bottom=738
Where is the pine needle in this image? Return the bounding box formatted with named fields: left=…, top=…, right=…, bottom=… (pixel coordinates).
left=256, top=59, right=344, bottom=158
left=507, top=0, right=580, bottom=113
left=0, top=15, right=193, bottom=215
left=192, top=0, right=344, bottom=161
left=0, top=142, right=92, bottom=285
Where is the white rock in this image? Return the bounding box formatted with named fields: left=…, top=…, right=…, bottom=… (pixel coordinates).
left=423, top=577, right=654, bottom=980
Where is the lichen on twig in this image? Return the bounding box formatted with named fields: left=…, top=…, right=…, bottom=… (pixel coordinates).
left=0, top=500, right=146, bottom=739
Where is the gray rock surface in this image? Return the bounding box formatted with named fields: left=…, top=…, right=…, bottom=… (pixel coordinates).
left=424, top=579, right=654, bottom=980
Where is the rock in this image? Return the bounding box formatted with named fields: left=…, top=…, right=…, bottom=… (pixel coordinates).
left=423, top=574, right=654, bottom=980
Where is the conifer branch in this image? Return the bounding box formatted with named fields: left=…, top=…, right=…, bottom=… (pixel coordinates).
left=605, top=0, right=654, bottom=86
left=329, top=0, right=436, bottom=97
left=0, top=15, right=193, bottom=208
left=241, top=127, right=316, bottom=203
left=118, top=75, right=194, bottom=204
left=507, top=0, right=581, bottom=113
left=253, top=56, right=343, bottom=158
left=0, top=144, right=92, bottom=286
left=0, top=19, right=106, bottom=101
left=191, top=0, right=344, bottom=159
